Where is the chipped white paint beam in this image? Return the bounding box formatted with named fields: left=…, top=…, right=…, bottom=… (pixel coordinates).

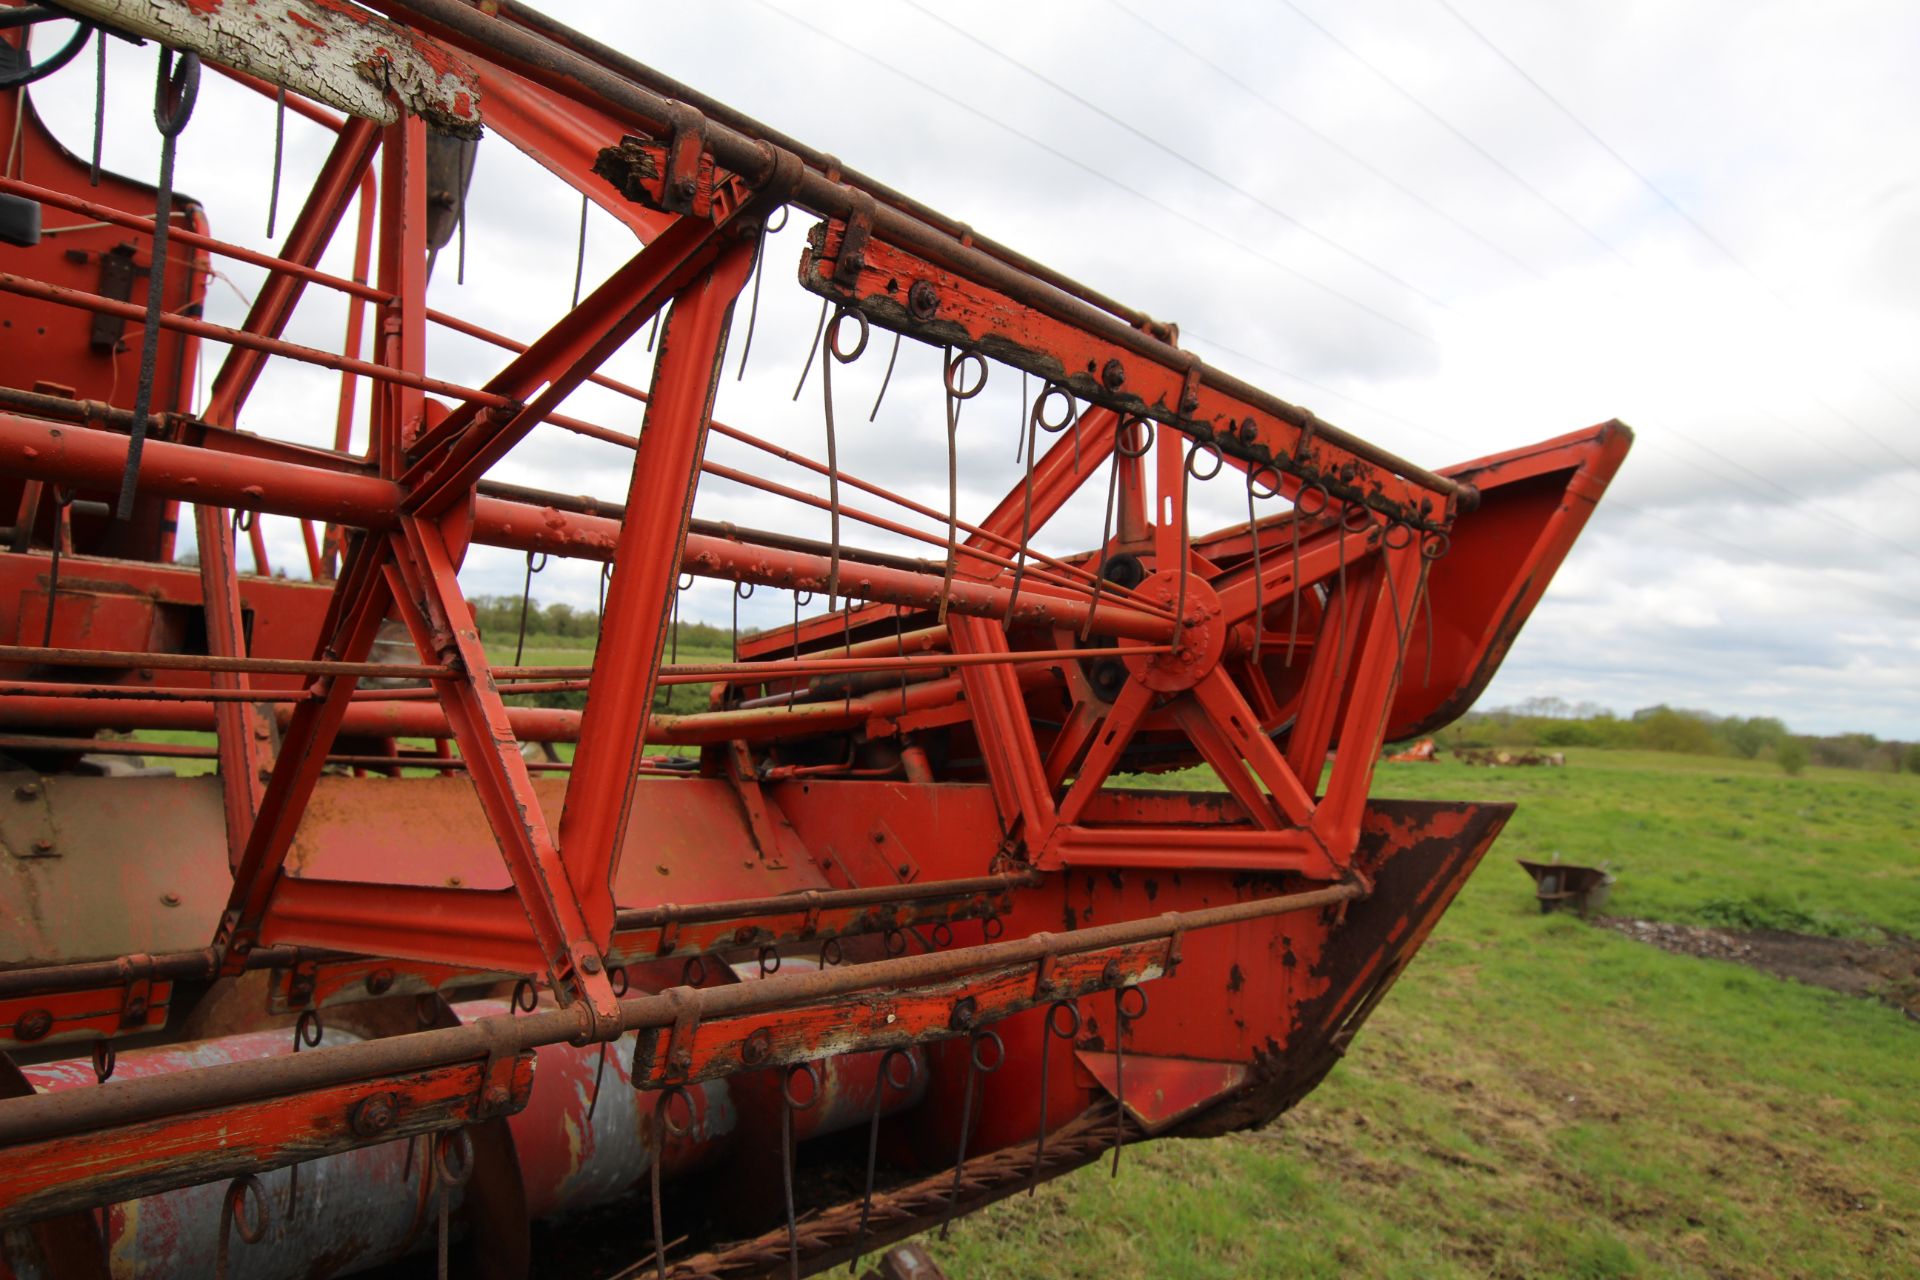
left=60, top=0, right=481, bottom=136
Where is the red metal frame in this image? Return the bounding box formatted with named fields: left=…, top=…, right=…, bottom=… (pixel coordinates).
left=0, top=1, right=1631, bottom=1268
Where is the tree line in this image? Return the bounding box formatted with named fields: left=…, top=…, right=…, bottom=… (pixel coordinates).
left=1438, top=701, right=1918, bottom=776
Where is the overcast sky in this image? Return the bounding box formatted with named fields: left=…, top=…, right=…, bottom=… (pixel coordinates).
left=25, top=0, right=1920, bottom=737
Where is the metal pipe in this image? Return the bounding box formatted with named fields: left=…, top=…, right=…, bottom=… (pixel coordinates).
left=0, top=175, right=393, bottom=305
left=0, top=273, right=509, bottom=410
left=0, top=414, right=1177, bottom=642
left=0, top=644, right=450, bottom=681
left=0, top=881, right=1364, bottom=1148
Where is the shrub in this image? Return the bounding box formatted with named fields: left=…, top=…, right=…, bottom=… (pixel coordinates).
left=1636, top=707, right=1719, bottom=755
left=1776, top=738, right=1810, bottom=776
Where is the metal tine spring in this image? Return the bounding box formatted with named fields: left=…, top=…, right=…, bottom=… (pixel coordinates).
left=849, top=1047, right=919, bottom=1272
left=1029, top=1000, right=1081, bottom=1194
left=940, top=1028, right=1004, bottom=1238
left=512, top=550, right=548, bottom=666
left=1288, top=484, right=1330, bottom=668
left=40, top=487, right=71, bottom=647
left=285, top=1010, right=322, bottom=1213
left=1082, top=441, right=1124, bottom=643
left=1333, top=501, right=1374, bottom=688
left=1174, top=441, right=1224, bottom=654
left=1373, top=521, right=1422, bottom=689
left=1247, top=465, right=1284, bottom=666
left=781, top=1062, right=823, bottom=1280
left=893, top=607, right=908, bottom=714
left=938, top=349, right=987, bottom=623
left=89, top=31, right=105, bottom=186
left=670, top=572, right=692, bottom=664
left=868, top=331, right=901, bottom=421
left=644, top=1084, right=694, bottom=1280
left=1006, top=381, right=1073, bottom=627
left=90, top=1037, right=114, bottom=1083
left=1111, top=984, right=1148, bottom=1177
left=454, top=142, right=470, bottom=286
left=791, top=297, right=828, bottom=400
left=434, top=1129, right=474, bottom=1280
left=1014, top=370, right=1028, bottom=462
left=571, top=193, right=589, bottom=309
left=118, top=46, right=199, bottom=521
left=1419, top=528, right=1449, bottom=685
left=788, top=588, right=812, bottom=712
left=821, top=307, right=868, bottom=607
left=737, top=205, right=788, bottom=380
left=214, top=1173, right=268, bottom=1280
left=266, top=85, right=286, bottom=239
left=731, top=579, right=753, bottom=662
left=586, top=965, right=629, bottom=1123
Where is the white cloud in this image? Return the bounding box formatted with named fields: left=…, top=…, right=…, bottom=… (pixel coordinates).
left=18, top=0, right=1919, bottom=735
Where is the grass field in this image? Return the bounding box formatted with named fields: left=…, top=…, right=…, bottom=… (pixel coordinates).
left=933, top=751, right=1920, bottom=1279
left=100, top=653, right=1920, bottom=1276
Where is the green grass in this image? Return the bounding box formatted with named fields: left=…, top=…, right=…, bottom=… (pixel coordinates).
left=932, top=750, right=1920, bottom=1278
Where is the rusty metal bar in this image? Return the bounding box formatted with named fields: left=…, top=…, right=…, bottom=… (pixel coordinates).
left=612, top=871, right=1042, bottom=931
left=0, top=880, right=1362, bottom=1149
left=0, top=273, right=510, bottom=410
left=0, top=176, right=394, bottom=306
left=0, top=644, right=451, bottom=680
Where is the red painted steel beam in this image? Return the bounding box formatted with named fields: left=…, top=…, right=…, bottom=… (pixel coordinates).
left=558, top=242, right=756, bottom=950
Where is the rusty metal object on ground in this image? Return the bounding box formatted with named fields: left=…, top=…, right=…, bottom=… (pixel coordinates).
left=1518, top=858, right=1616, bottom=917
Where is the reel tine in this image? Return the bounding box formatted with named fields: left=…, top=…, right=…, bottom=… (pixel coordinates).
left=781, top=1062, right=821, bottom=1280
left=1031, top=999, right=1081, bottom=1195
left=850, top=1047, right=918, bottom=1272
left=433, top=1129, right=474, bottom=1280
left=940, top=1028, right=1003, bottom=1238
left=214, top=1172, right=269, bottom=1280
left=1112, top=984, right=1148, bottom=1177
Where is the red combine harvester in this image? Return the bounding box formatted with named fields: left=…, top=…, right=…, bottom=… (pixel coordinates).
left=0, top=3, right=1630, bottom=1275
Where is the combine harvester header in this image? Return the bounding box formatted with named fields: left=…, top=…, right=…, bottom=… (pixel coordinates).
left=0, top=1, right=1629, bottom=1275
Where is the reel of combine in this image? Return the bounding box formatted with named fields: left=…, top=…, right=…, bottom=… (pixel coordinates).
left=0, top=1, right=1629, bottom=1275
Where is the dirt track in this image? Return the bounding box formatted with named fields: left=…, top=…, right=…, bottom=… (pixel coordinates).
left=1600, top=917, right=1920, bottom=1021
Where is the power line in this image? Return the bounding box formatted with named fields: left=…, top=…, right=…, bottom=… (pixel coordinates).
left=748, top=0, right=1436, bottom=344
left=1105, top=0, right=1542, bottom=280
left=762, top=0, right=1916, bottom=589
left=1427, top=0, right=1920, bottom=473
left=1275, top=0, right=1629, bottom=264
left=1175, top=330, right=1920, bottom=591
left=897, top=0, right=1455, bottom=311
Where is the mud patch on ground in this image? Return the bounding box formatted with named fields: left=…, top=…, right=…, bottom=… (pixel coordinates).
left=1599, top=917, right=1920, bottom=1021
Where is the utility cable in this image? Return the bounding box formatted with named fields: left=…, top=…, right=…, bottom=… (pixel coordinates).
left=898, top=0, right=1454, bottom=311
left=1106, top=0, right=1542, bottom=280
left=749, top=0, right=1436, bottom=344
